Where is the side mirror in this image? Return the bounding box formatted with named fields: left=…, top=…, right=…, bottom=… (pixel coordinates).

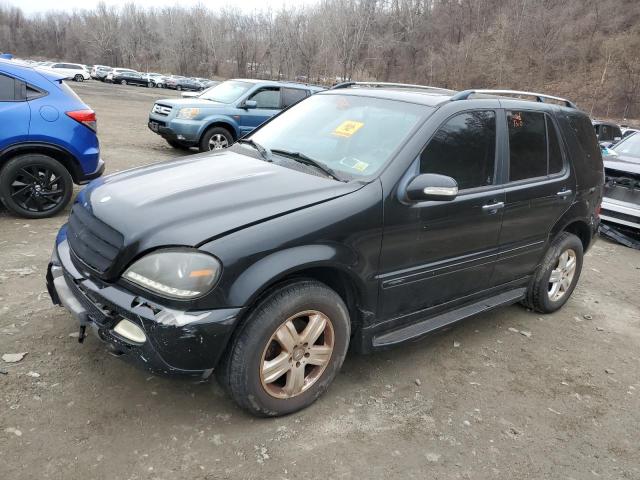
left=613, top=136, right=621, bottom=142
left=406, top=173, right=458, bottom=202
left=243, top=100, right=257, bottom=109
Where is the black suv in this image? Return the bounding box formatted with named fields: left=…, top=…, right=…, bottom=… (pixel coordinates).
left=47, top=83, right=603, bottom=416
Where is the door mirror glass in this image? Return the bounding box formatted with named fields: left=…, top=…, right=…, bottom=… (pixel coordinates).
left=406, top=174, right=458, bottom=202
left=243, top=100, right=257, bottom=109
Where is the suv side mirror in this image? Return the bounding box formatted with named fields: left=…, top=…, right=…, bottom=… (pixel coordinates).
left=243, top=100, right=257, bottom=109
left=613, top=136, right=621, bottom=142
left=406, top=174, right=458, bottom=202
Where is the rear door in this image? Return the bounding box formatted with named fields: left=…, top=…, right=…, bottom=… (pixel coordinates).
left=492, top=109, right=574, bottom=285
left=237, top=87, right=281, bottom=136
left=0, top=72, right=30, bottom=151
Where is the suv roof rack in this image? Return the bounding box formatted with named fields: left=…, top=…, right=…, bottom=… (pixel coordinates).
left=331, top=81, right=454, bottom=94
left=451, top=89, right=576, bottom=108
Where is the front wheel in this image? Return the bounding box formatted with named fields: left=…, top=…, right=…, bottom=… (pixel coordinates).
left=74, top=74, right=84, bottom=82
left=120, top=80, right=127, bottom=85
left=0, top=154, right=73, bottom=219
left=521, top=232, right=584, bottom=313
left=199, top=127, right=233, bottom=152
left=217, top=280, right=350, bottom=417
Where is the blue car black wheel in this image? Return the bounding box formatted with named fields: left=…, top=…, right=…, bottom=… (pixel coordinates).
left=0, top=154, right=73, bottom=218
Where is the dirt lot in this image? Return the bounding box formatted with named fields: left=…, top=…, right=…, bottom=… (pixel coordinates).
left=1, top=81, right=639, bottom=480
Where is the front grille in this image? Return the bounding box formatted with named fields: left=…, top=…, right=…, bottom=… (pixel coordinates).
left=601, top=208, right=639, bottom=224
left=67, top=204, right=124, bottom=274
left=64, top=273, right=115, bottom=327
left=152, top=103, right=172, bottom=116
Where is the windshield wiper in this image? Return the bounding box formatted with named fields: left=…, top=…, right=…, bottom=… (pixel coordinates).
left=237, top=138, right=272, bottom=162
left=271, top=149, right=343, bottom=181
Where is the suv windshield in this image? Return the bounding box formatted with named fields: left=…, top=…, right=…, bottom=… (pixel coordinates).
left=249, top=93, right=429, bottom=178
left=199, top=80, right=253, bottom=103
left=612, top=133, right=640, bottom=161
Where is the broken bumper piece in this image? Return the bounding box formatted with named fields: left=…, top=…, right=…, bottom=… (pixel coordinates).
left=47, top=239, right=241, bottom=376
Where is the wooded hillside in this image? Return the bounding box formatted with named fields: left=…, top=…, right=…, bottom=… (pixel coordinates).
left=2, top=0, right=639, bottom=119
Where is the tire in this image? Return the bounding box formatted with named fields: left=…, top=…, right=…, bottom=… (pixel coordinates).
left=199, top=127, right=233, bottom=152
left=120, top=80, right=127, bottom=85
left=217, top=280, right=350, bottom=417
left=166, top=139, right=191, bottom=150
left=74, top=74, right=84, bottom=82
left=147, top=82, right=153, bottom=88
left=0, top=154, right=73, bottom=219
left=521, top=232, right=584, bottom=313
left=176, top=85, right=182, bottom=91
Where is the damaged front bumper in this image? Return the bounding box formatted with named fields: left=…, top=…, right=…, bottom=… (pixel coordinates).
left=600, top=175, right=640, bottom=249
left=47, top=238, right=241, bottom=376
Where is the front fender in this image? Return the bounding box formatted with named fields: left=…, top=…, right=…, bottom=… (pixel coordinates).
left=228, top=244, right=362, bottom=307
left=198, top=115, right=240, bottom=139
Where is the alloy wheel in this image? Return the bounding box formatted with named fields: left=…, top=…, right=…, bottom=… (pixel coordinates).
left=260, top=310, right=335, bottom=399
left=9, top=164, right=66, bottom=214
left=548, top=248, right=577, bottom=301
left=208, top=134, right=229, bottom=150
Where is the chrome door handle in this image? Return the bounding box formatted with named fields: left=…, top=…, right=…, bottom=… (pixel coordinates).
left=556, top=189, right=573, bottom=198
left=482, top=201, right=504, bottom=211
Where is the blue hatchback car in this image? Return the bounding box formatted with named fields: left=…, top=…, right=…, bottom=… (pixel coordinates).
left=0, top=59, right=103, bottom=218
left=148, top=79, right=324, bottom=152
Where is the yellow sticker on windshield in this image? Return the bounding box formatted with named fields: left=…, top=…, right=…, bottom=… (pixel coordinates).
left=333, top=120, right=364, bottom=138
left=353, top=161, right=369, bottom=172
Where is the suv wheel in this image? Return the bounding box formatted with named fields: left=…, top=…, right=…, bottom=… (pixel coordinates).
left=0, top=154, right=73, bottom=219
left=521, top=232, right=584, bottom=313
left=147, top=82, right=153, bottom=88
left=217, top=280, right=350, bottom=417
left=199, top=127, right=233, bottom=152
left=176, top=85, right=182, bottom=91
left=74, top=74, right=84, bottom=82
left=120, top=80, right=127, bottom=85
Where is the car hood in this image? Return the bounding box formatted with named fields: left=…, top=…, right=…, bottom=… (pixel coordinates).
left=155, top=97, right=226, bottom=108
left=604, top=155, right=640, bottom=176
left=81, top=151, right=363, bottom=253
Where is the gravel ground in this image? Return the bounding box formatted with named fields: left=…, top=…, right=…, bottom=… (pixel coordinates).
left=1, top=81, right=639, bottom=480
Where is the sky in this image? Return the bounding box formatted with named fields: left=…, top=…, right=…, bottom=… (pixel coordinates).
left=5, top=0, right=319, bottom=15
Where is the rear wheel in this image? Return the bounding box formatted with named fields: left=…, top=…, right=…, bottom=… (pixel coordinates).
left=74, top=74, right=84, bottom=82
left=176, top=85, right=182, bottom=91
left=217, top=280, right=350, bottom=416
left=199, top=127, right=233, bottom=152
left=0, top=154, right=73, bottom=219
left=521, top=232, right=584, bottom=313
left=147, top=82, right=153, bottom=88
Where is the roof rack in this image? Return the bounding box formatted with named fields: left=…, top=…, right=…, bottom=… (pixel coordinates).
left=331, top=81, right=454, bottom=94
left=451, top=89, right=576, bottom=108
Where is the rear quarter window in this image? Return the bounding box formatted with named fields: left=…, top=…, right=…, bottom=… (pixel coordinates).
left=567, top=112, right=601, bottom=162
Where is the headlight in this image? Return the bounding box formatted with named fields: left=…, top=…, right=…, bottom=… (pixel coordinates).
left=123, top=249, right=221, bottom=299
left=176, top=107, right=200, bottom=119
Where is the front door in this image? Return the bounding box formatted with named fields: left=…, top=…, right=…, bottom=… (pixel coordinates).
left=237, top=87, right=281, bottom=137
left=379, top=109, right=505, bottom=325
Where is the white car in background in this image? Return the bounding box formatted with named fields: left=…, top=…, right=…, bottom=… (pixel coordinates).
left=91, top=64, right=111, bottom=79
left=44, top=62, right=90, bottom=82
left=106, top=68, right=137, bottom=83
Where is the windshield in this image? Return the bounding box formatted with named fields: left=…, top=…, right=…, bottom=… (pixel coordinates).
left=249, top=93, right=429, bottom=178
left=612, top=132, right=640, bottom=161
left=199, top=80, right=253, bottom=104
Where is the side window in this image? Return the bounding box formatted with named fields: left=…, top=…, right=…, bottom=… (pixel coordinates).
left=249, top=88, right=281, bottom=109
left=282, top=88, right=307, bottom=108
left=568, top=112, right=600, bottom=161
left=420, top=110, right=496, bottom=190
left=547, top=116, right=564, bottom=175
left=508, top=111, right=547, bottom=181
left=0, top=74, right=15, bottom=101
left=612, top=126, right=622, bottom=140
